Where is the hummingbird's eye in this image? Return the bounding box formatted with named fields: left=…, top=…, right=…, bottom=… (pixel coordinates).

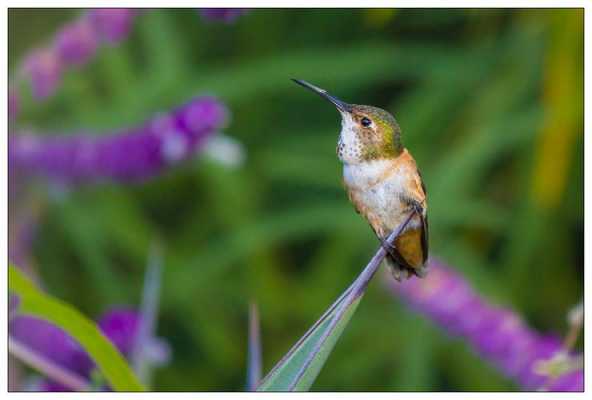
left=361, top=117, right=372, bottom=127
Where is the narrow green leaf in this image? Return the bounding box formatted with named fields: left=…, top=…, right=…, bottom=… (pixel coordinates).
left=9, top=265, right=144, bottom=392
left=293, top=299, right=361, bottom=391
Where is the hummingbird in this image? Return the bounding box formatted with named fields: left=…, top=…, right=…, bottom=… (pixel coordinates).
left=292, top=79, right=429, bottom=280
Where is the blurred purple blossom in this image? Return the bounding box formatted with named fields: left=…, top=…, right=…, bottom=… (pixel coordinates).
left=99, top=307, right=170, bottom=373
left=18, top=9, right=136, bottom=101
left=23, top=48, right=62, bottom=99
left=10, top=316, right=94, bottom=383
left=10, top=307, right=169, bottom=392
left=9, top=96, right=228, bottom=184
left=54, top=17, right=98, bottom=65
left=88, top=9, right=136, bottom=44
left=199, top=8, right=248, bottom=23
left=548, top=369, right=584, bottom=391
left=98, top=309, right=140, bottom=357
left=384, top=259, right=583, bottom=391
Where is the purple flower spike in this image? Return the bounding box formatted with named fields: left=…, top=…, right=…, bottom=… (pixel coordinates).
left=98, top=308, right=140, bottom=356
left=9, top=316, right=93, bottom=378
left=200, top=8, right=248, bottom=23
left=9, top=96, right=228, bottom=184
left=14, top=9, right=138, bottom=105
left=54, top=17, right=98, bottom=65
left=23, top=48, right=62, bottom=99
left=88, top=9, right=136, bottom=44
left=384, top=259, right=583, bottom=391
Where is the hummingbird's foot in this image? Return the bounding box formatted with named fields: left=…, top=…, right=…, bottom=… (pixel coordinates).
left=400, top=195, right=424, bottom=217
left=404, top=198, right=424, bottom=216
left=378, top=237, right=399, bottom=260
left=412, top=202, right=424, bottom=216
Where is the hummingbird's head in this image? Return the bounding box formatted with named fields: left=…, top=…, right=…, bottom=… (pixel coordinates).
left=292, top=79, right=402, bottom=164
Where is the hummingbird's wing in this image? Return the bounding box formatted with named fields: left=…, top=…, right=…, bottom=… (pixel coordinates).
left=420, top=213, right=429, bottom=265
left=386, top=210, right=427, bottom=279
left=418, top=169, right=429, bottom=265
left=388, top=168, right=429, bottom=277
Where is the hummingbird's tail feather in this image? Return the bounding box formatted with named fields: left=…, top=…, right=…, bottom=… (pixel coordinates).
left=384, top=223, right=428, bottom=281
left=413, top=263, right=429, bottom=278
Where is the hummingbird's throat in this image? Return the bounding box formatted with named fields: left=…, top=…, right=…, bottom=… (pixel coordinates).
left=337, top=113, right=364, bottom=164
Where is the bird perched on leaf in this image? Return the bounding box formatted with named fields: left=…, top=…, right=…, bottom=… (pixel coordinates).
left=293, top=79, right=428, bottom=280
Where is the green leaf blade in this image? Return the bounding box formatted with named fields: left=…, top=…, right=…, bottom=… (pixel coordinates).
left=257, top=295, right=361, bottom=391
left=291, top=298, right=361, bottom=391
left=9, top=265, right=144, bottom=392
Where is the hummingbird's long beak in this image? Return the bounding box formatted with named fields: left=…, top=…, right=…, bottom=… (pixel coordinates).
left=292, top=79, right=353, bottom=113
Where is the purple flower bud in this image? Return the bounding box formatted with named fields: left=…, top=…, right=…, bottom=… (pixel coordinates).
left=23, top=48, right=62, bottom=99
left=177, top=96, right=228, bottom=139
left=97, top=308, right=140, bottom=356
left=54, top=17, right=98, bottom=66
left=9, top=316, right=93, bottom=377
left=384, top=260, right=583, bottom=391
left=97, top=307, right=171, bottom=370
left=199, top=8, right=247, bottom=23
left=87, top=9, right=136, bottom=44
left=9, top=96, right=228, bottom=184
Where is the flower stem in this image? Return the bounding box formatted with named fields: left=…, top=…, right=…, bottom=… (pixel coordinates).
left=246, top=302, right=262, bottom=391
left=130, top=241, right=163, bottom=386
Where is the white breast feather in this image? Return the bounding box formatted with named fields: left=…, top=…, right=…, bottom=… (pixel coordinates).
left=343, top=160, right=421, bottom=230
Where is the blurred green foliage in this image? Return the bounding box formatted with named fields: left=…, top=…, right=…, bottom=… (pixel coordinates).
left=9, top=9, right=583, bottom=391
